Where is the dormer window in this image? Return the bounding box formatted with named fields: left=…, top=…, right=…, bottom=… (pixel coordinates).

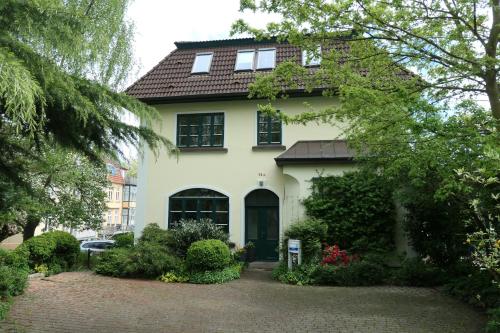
left=235, top=50, right=255, bottom=71
left=256, top=48, right=276, bottom=69
left=191, top=52, right=213, bottom=73
left=235, top=48, right=277, bottom=71
left=302, top=46, right=321, bottom=67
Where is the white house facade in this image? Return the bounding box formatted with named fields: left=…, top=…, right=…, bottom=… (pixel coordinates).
left=127, top=38, right=358, bottom=261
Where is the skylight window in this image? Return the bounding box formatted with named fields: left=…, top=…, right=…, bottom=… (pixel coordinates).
left=256, top=48, right=276, bottom=69
left=235, top=50, right=255, bottom=71
left=191, top=52, right=213, bottom=73
left=302, top=46, right=321, bottom=66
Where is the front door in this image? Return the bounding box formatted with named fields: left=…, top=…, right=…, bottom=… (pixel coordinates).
left=245, top=190, right=279, bottom=261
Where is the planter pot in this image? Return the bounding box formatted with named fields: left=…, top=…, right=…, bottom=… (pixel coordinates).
left=246, top=247, right=256, bottom=262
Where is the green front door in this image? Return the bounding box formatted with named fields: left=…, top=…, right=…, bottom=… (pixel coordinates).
left=245, top=190, right=279, bottom=261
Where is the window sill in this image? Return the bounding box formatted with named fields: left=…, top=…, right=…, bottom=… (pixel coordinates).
left=252, top=145, right=286, bottom=151
left=179, top=147, right=228, bottom=153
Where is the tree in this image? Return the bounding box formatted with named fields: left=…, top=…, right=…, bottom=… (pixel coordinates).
left=0, top=141, right=108, bottom=241
left=233, top=0, right=500, bottom=121
left=0, top=0, right=173, bottom=185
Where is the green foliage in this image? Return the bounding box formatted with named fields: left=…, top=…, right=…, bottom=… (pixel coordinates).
left=189, top=264, right=242, bottom=284
left=392, top=258, right=447, bottom=287
left=0, top=0, right=173, bottom=188
left=112, top=232, right=134, bottom=248
left=16, top=231, right=79, bottom=271
left=486, top=308, right=500, bottom=333
left=0, top=297, right=13, bottom=321
left=186, top=240, right=231, bottom=272
left=170, top=219, right=229, bottom=257
left=282, top=218, right=327, bottom=263
left=127, top=241, right=182, bottom=278
left=444, top=270, right=500, bottom=310
left=94, top=248, right=133, bottom=277
left=0, top=247, right=28, bottom=271
left=311, top=261, right=387, bottom=286
left=95, top=224, right=183, bottom=279
left=271, top=263, right=316, bottom=286
left=0, top=249, right=29, bottom=320
left=160, top=272, right=189, bottom=283
left=304, top=171, right=395, bottom=254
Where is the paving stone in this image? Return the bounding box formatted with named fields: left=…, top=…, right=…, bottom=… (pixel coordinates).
left=0, top=269, right=486, bottom=333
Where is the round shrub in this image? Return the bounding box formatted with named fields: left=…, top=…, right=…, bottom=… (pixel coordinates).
left=128, top=241, right=183, bottom=278
left=16, top=231, right=79, bottom=271
left=186, top=239, right=231, bottom=272
left=95, top=248, right=133, bottom=277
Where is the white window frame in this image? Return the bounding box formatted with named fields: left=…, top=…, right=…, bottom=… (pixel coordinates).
left=302, top=46, right=322, bottom=67
left=235, top=49, right=255, bottom=71
left=191, top=52, right=214, bottom=74
left=256, top=48, right=276, bottom=70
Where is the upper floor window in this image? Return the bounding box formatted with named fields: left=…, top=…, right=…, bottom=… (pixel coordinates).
left=235, top=48, right=276, bottom=71
left=235, top=50, right=254, bottom=71
left=257, top=111, right=282, bottom=145
left=191, top=52, right=213, bottom=73
left=256, top=48, right=276, bottom=69
left=177, top=113, right=224, bottom=148
left=302, top=46, right=321, bottom=66
left=115, top=190, right=120, bottom=201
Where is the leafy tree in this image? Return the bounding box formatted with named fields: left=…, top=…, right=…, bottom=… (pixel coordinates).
left=0, top=0, right=172, bottom=185
left=0, top=141, right=108, bottom=241
left=233, top=0, right=500, bottom=121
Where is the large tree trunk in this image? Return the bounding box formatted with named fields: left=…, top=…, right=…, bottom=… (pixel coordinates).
left=485, top=0, right=500, bottom=124
left=23, top=215, right=40, bottom=241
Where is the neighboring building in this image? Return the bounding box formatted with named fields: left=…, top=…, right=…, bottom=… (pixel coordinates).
left=104, top=162, right=125, bottom=232
left=121, top=175, right=137, bottom=228
left=126, top=37, right=358, bottom=261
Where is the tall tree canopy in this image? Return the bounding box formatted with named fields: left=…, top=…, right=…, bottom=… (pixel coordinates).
left=233, top=0, right=500, bottom=121
left=0, top=0, right=172, bottom=184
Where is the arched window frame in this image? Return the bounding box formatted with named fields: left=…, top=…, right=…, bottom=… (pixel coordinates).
left=168, top=188, right=229, bottom=232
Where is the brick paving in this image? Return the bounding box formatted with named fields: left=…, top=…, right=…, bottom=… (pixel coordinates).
left=1, top=270, right=486, bottom=333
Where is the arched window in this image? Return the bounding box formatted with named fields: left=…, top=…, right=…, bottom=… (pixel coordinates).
left=169, top=188, right=229, bottom=232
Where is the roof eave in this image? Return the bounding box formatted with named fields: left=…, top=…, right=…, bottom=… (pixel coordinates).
left=275, top=157, right=355, bottom=166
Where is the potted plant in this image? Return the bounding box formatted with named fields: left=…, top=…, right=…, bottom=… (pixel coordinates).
left=244, top=242, right=256, bottom=262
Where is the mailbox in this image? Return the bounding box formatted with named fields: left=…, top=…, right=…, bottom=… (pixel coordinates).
left=288, top=239, right=302, bottom=269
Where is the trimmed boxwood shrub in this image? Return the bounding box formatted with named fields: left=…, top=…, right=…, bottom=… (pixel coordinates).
left=94, top=248, right=132, bottom=277
left=186, top=239, right=231, bottom=272
left=16, top=231, right=79, bottom=271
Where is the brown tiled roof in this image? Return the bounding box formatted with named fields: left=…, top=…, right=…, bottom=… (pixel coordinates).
left=275, top=140, right=355, bottom=166
left=125, top=38, right=348, bottom=102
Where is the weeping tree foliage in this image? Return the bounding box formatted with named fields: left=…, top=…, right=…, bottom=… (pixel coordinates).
left=233, top=0, right=500, bottom=122
left=0, top=0, right=173, bottom=184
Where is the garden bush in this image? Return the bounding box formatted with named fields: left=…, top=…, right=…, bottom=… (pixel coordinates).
left=127, top=241, right=183, bottom=278
left=444, top=269, right=500, bottom=310
left=0, top=247, right=28, bottom=271
left=186, top=239, right=231, bottom=272
left=169, top=219, right=229, bottom=257
left=160, top=272, right=189, bottom=283
left=189, top=264, right=241, bottom=284
left=94, top=248, right=133, bottom=277
left=271, top=262, right=316, bottom=285
left=140, top=223, right=171, bottom=249
left=303, top=170, right=395, bottom=254
left=392, top=258, right=447, bottom=287
left=112, top=232, right=134, bottom=248
left=281, top=218, right=327, bottom=263
left=486, top=307, right=500, bottom=333
left=0, top=265, right=29, bottom=297
left=311, top=261, right=387, bottom=286
left=16, top=231, right=79, bottom=271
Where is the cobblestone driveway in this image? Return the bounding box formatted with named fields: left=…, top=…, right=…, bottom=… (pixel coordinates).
left=1, top=269, right=485, bottom=333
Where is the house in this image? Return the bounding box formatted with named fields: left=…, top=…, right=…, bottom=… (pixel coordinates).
left=126, top=37, right=358, bottom=261
left=121, top=175, right=137, bottom=228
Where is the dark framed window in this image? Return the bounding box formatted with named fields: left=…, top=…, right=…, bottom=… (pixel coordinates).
left=169, top=188, right=229, bottom=232
left=257, top=111, right=282, bottom=145
left=177, top=113, right=224, bottom=147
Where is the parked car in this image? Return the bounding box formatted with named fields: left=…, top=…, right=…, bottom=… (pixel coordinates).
left=80, top=240, right=115, bottom=253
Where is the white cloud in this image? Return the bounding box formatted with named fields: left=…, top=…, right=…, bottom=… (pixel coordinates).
left=126, top=0, right=279, bottom=83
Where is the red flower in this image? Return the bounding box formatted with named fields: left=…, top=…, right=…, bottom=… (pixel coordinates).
left=321, top=244, right=357, bottom=266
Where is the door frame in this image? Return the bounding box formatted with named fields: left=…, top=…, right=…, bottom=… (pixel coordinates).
left=243, top=188, right=280, bottom=261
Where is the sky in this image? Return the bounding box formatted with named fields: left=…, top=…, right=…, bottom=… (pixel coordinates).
left=126, top=0, right=279, bottom=85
